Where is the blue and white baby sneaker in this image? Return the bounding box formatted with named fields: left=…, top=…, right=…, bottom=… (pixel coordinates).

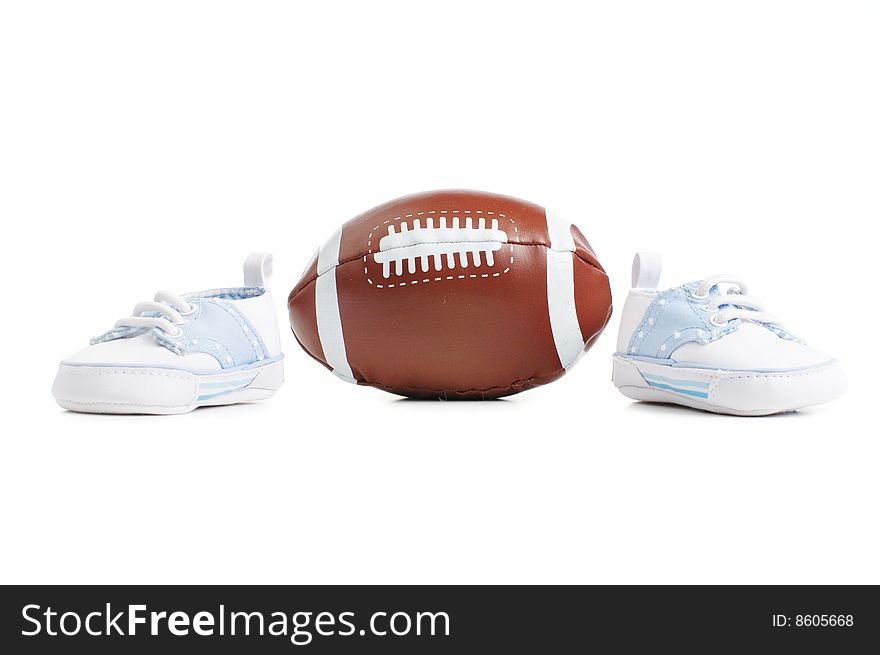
left=612, top=253, right=846, bottom=416
left=52, top=253, right=284, bottom=414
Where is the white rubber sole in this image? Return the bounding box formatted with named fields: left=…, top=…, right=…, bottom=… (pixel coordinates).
left=52, top=358, right=284, bottom=415
left=612, top=355, right=846, bottom=416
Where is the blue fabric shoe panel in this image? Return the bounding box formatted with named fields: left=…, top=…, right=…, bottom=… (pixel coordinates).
left=627, top=282, right=802, bottom=359
left=91, top=288, right=269, bottom=369
left=627, top=283, right=737, bottom=359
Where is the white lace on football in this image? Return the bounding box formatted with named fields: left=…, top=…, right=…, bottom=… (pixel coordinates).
left=694, top=274, right=782, bottom=327
left=114, top=291, right=196, bottom=337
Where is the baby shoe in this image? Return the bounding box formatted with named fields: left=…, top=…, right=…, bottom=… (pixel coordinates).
left=52, top=253, right=284, bottom=414
left=612, top=253, right=846, bottom=415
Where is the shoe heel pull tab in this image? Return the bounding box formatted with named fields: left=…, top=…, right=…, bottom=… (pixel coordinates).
left=244, top=252, right=274, bottom=288
left=632, top=252, right=661, bottom=289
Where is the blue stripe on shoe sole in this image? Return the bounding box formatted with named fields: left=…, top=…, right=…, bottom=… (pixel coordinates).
left=196, top=376, right=256, bottom=401
left=645, top=380, right=710, bottom=398
left=198, top=377, right=256, bottom=389
left=641, top=373, right=710, bottom=389
left=197, top=385, right=250, bottom=401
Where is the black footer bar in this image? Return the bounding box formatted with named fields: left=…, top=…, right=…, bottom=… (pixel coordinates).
left=2, top=585, right=876, bottom=653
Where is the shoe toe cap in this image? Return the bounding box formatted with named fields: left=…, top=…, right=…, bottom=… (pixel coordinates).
left=52, top=364, right=198, bottom=414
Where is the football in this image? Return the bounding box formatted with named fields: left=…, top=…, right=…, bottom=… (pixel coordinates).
left=288, top=190, right=612, bottom=399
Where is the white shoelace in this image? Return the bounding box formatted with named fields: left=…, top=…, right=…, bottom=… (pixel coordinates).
left=114, top=291, right=196, bottom=338
left=694, top=274, right=782, bottom=327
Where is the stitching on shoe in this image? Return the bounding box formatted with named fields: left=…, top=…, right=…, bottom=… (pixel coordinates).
left=61, top=369, right=192, bottom=380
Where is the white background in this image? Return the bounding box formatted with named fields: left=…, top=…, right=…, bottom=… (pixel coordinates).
left=1, top=1, right=878, bottom=584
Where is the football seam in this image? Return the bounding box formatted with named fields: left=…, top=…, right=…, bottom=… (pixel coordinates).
left=363, top=373, right=551, bottom=396
left=289, top=317, right=558, bottom=394
left=574, top=256, right=615, bottom=344
left=289, top=326, right=331, bottom=373
left=288, top=241, right=604, bottom=303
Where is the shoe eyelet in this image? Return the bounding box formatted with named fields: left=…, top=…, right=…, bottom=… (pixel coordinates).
left=709, top=314, right=727, bottom=327
left=179, top=303, right=197, bottom=317
left=691, top=290, right=710, bottom=300
left=699, top=304, right=716, bottom=312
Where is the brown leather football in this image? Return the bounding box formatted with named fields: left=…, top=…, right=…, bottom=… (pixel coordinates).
left=288, top=190, right=612, bottom=399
